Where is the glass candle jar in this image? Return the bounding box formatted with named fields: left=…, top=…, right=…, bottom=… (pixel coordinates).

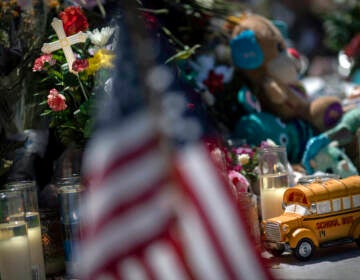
left=56, top=175, right=83, bottom=278
left=39, top=208, right=65, bottom=276
left=258, top=146, right=290, bottom=220
left=4, top=180, right=46, bottom=280
left=0, top=190, right=32, bottom=280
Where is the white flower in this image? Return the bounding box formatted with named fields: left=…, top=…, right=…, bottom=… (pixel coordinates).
left=238, top=154, right=250, bottom=165
left=87, top=27, right=115, bottom=47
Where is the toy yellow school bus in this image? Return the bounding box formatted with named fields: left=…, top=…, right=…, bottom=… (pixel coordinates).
left=261, top=175, right=360, bottom=260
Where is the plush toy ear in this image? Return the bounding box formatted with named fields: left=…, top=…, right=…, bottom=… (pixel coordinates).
left=230, top=29, right=264, bottom=69
left=237, top=86, right=261, bottom=113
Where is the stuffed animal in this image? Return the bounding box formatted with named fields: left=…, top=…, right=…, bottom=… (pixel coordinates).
left=235, top=111, right=314, bottom=163
left=308, top=141, right=358, bottom=178
left=226, top=14, right=343, bottom=132
left=302, top=107, right=360, bottom=174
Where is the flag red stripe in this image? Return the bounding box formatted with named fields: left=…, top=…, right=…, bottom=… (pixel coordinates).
left=85, top=135, right=160, bottom=188
left=139, top=252, right=157, bottom=280
left=201, top=148, right=275, bottom=279
left=83, top=176, right=169, bottom=238
left=88, top=218, right=177, bottom=279
left=166, top=226, right=196, bottom=280
left=173, top=154, right=238, bottom=280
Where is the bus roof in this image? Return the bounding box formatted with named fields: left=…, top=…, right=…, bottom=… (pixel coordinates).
left=283, top=176, right=360, bottom=206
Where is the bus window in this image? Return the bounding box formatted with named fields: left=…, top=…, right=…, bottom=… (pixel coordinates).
left=332, top=198, right=341, bottom=211
left=343, top=197, right=351, bottom=209
left=352, top=195, right=360, bottom=208
left=284, top=204, right=310, bottom=215
left=316, top=201, right=331, bottom=214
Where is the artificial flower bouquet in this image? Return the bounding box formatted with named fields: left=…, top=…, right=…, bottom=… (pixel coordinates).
left=32, top=6, right=115, bottom=147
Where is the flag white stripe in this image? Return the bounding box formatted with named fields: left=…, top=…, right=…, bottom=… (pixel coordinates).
left=120, top=257, right=149, bottom=280
left=83, top=149, right=167, bottom=226
left=95, top=273, right=116, bottom=280
left=177, top=202, right=229, bottom=280
left=146, top=241, right=190, bottom=280
left=83, top=111, right=156, bottom=174
left=81, top=189, right=172, bottom=276
left=179, top=144, right=268, bottom=280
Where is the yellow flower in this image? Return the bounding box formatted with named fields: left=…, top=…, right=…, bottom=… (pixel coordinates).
left=86, top=49, right=115, bottom=75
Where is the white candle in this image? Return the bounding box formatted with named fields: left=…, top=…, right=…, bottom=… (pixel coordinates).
left=0, top=222, right=32, bottom=280
left=259, top=173, right=288, bottom=220
left=260, top=187, right=288, bottom=220
left=26, top=212, right=46, bottom=280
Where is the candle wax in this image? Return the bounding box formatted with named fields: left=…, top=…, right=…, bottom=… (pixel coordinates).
left=259, top=173, right=289, bottom=220
left=27, top=212, right=46, bottom=280
left=0, top=222, right=32, bottom=280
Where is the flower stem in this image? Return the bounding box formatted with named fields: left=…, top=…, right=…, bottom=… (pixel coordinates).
left=77, top=75, right=88, bottom=101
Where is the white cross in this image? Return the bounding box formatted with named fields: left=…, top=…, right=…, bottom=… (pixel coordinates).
left=41, top=18, right=88, bottom=73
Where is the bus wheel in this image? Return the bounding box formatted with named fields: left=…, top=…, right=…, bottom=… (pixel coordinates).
left=294, top=238, right=315, bottom=261
left=268, top=245, right=285, bottom=257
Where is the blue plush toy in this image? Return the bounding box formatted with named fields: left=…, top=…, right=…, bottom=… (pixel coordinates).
left=308, top=141, right=358, bottom=178
left=234, top=111, right=313, bottom=163
left=302, top=108, right=360, bottom=174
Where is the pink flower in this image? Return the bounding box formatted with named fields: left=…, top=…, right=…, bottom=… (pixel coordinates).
left=228, top=170, right=250, bottom=194
left=235, top=146, right=255, bottom=158
left=72, top=59, right=89, bottom=72
left=47, top=89, right=67, bottom=111
left=32, top=54, right=56, bottom=72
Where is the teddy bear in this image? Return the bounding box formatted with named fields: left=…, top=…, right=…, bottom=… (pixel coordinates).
left=226, top=13, right=343, bottom=133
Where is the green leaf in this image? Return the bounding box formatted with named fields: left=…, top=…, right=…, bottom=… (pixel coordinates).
left=63, top=72, right=79, bottom=87
left=51, top=53, right=64, bottom=62
left=39, top=100, right=48, bottom=106
left=59, top=124, right=77, bottom=130
left=79, top=99, right=93, bottom=115
left=165, top=44, right=201, bottom=64
left=84, top=119, right=93, bottom=138
left=40, top=110, right=52, bottom=116
left=48, top=34, right=58, bottom=40
left=40, top=77, right=50, bottom=83
left=48, top=69, right=63, bottom=81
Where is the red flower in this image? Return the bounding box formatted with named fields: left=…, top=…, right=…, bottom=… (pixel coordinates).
left=142, top=12, right=158, bottom=30
left=72, top=59, right=89, bottom=72
left=203, top=70, right=224, bottom=94
left=59, top=6, right=89, bottom=36
left=47, top=88, right=67, bottom=111
left=32, top=54, right=56, bottom=72
left=344, top=34, right=360, bottom=58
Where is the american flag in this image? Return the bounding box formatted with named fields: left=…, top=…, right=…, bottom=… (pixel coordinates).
left=80, top=1, right=273, bottom=279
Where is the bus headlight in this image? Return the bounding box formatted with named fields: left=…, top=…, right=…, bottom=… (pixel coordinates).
left=281, top=224, right=290, bottom=233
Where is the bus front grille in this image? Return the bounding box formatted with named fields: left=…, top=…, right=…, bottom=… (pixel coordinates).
left=265, top=222, right=281, bottom=241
